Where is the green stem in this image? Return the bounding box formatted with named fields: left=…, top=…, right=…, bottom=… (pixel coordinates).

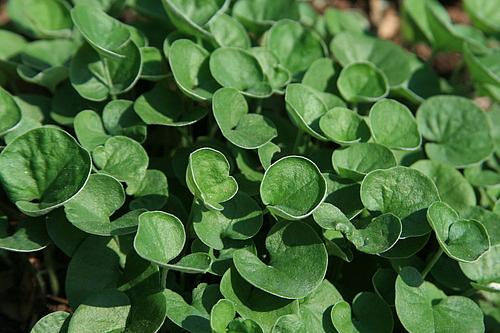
left=160, top=267, right=168, bottom=289
left=292, top=129, right=304, bottom=154
left=44, top=247, right=59, bottom=296
left=422, top=247, right=443, bottom=279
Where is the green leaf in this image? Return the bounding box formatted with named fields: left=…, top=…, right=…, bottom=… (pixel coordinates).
left=140, top=46, right=168, bottom=81
left=46, top=209, right=87, bottom=257
left=459, top=244, right=500, bottom=286
left=4, top=94, right=48, bottom=144
left=0, top=128, right=91, bottom=216
left=210, top=14, right=251, bottom=49
left=64, top=174, right=144, bottom=236
left=332, top=143, right=396, bottom=181
left=337, top=62, right=389, bottom=103
left=66, top=236, right=123, bottom=308
left=260, top=156, right=326, bottom=220
left=68, top=289, right=131, bottom=333
left=265, top=19, right=325, bottom=75
left=331, top=292, right=393, bottom=333
left=323, top=173, right=364, bottom=219
left=232, top=0, right=299, bottom=32
left=250, top=47, right=291, bottom=93
left=427, top=201, right=490, bottom=262
left=380, top=234, right=431, bottom=259
left=134, top=81, right=208, bottom=126
left=168, top=39, right=219, bottom=101
left=319, top=107, right=370, bottom=145
left=0, top=29, right=27, bottom=71
left=102, top=99, right=147, bottom=143
left=71, top=4, right=131, bottom=59
left=395, top=266, right=484, bottom=333
left=133, top=211, right=185, bottom=266
left=371, top=268, right=397, bottom=306
left=302, top=58, right=336, bottom=92
left=51, top=82, right=103, bottom=125
left=30, top=311, right=70, bottom=333
left=220, top=268, right=299, bottom=332
left=213, top=88, right=277, bottom=149
left=416, top=95, right=494, bottom=167
left=411, top=160, right=476, bottom=213
left=211, top=299, right=236, bottom=333
left=162, top=0, right=229, bottom=38
left=193, top=191, right=262, bottom=250
left=0, top=86, right=22, bottom=136
left=92, top=136, right=149, bottom=194
left=324, top=8, right=369, bottom=35
left=70, top=41, right=142, bottom=101
left=186, top=147, right=238, bottom=211
left=233, top=221, right=327, bottom=299
left=8, top=0, right=72, bottom=39
left=0, top=217, right=50, bottom=252
left=210, top=47, right=272, bottom=98
left=361, top=166, right=440, bottom=238
left=129, top=169, right=169, bottom=211
left=464, top=0, right=500, bottom=34
left=258, top=141, right=281, bottom=170
left=330, top=31, right=410, bottom=86
left=369, top=99, right=421, bottom=150
left=74, top=110, right=110, bottom=152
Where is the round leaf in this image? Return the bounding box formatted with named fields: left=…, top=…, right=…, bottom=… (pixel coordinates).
left=212, top=88, right=277, bottom=149
left=74, top=110, right=110, bottom=152
left=133, top=211, right=186, bottom=266
left=332, top=143, right=396, bottom=181
left=319, top=107, right=370, bottom=145
left=102, top=99, right=147, bottom=143
left=369, top=99, right=421, bottom=150
left=233, top=221, right=327, bottom=299
left=210, top=47, right=272, bottom=98
left=260, top=156, right=327, bottom=220
left=0, top=128, right=91, bottom=216
left=361, top=166, right=440, bottom=238
left=210, top=14, right=251, bottom=49
left=416, top=95, right=494, bottom=167
left=337, top=62, right=389, bottom=103
left=129, top=169, right=169, bottom=211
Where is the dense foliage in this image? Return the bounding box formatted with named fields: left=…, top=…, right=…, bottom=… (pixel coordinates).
left=0, top=0, right=499, bottom=332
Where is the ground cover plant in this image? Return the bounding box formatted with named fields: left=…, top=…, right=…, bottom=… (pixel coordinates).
left=0, top=0, right=499, bottom=332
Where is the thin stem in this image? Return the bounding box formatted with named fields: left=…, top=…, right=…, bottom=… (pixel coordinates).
left=44, top=247, right=59, bottom=296
left=292, top=129, right=304, bottom=154
left=160, top=267, right=168, bottom=289
left=421, top=247, right=444, bottom=279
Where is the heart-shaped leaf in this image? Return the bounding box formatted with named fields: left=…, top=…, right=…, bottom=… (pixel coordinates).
left=369, top=99, right=421, bottom=150
left=74, top=110, right=110, bottom=151
left=337, top=62, right=389, bottom=103
left=186, top=147, right=238, bottom=211
left=168, top=39, right=219, bottom=101
left=331, top=292, right=393, bottom=333
left=210, top=47, right=272, bottom=98
left=319, top=107, right=370, bottom=145
left=260, top=156, right=326, bottom=220
left=250, top=47, right=291, bottom=93
left=395, top=266, right=484, bottom=333
left=233, top=221, right=327, bottom=299
left=427, top=201, right=490, bottom=262
left=210, top=14, right=251, bottom=49
left=361, top=166, right=440, bottom=238
left=416, top=95, right=494, bottom=167
left=0, top=127, right=91, bottom=216
left=133, top=211, right=185, bottom=266
left=212, top=88, right=277, bottom=149
left=332, top=143, right=396, bottom=181
left=92, top=136, right=149, bottom=194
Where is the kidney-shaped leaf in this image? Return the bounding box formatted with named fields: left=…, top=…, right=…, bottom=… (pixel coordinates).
left=233, top=221, right=327, bottom=299
left=168, top=39, right=219, bottom=101
left=427, top=201, right=490, bottom=262
left=210, top=47, right=272, bottom=98
left=0, top=127, right=91, bottom=216
left=395, top=266, right=484, bottom=333
left=332, top=143, right=396, bottom=181
left=337, top=62, right=389, bottom=103
left=361, top=166, right=440, bottom=238
left=416, top=95, right=494, bottom=167
left=331, top=292, right=393, bottom=333
left=260, top=156, right=326, bottom=220
left=319, top=107, right=370, bottom=145
left=369, top=99, right=421, bottom=150
left=193, top=191, right=263, bottom=250
left=213, top=88, right=277, bottom=149
left=134, top=211, right=185, bottom=266
left=186, top=147, right=238, bottom=211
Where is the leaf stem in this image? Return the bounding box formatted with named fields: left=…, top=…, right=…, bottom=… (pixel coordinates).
left=421, top=247, right=444, bottom=279
left=44, top=247, right=60, bottom=296
left=292, top=129, right=304, bottom=154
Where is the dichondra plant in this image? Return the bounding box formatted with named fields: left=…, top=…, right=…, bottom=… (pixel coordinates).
left=0, top=0, right=499, bottom=332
